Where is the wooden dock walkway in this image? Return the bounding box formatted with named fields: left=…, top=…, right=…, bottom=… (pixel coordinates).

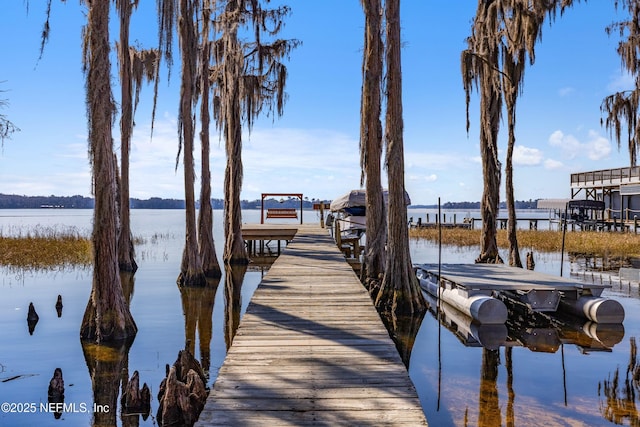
left=196, top=225, right=427, bottom=426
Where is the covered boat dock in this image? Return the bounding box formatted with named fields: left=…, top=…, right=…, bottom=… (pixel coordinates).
left=570, top=166, right=640, bottom=230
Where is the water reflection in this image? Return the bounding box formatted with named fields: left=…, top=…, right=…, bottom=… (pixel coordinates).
left=379, top=309, right=426, bottom=368
left=56, top=294, right=63, bottom=317
left=478, top=349, right=501, bottom=427
left=47, top=367, right=64, bottom=420
left=79, top=271, right=151, bottom=427
left=26, top=302, right=39, bottom=335
left=505, top=347, right=515, bottom=427
left=570, top=253, right=637, bottom=273
left=598, top=337, right=640, bottom=426
left=425, top=288, right=629, bottom=425
left=179, top=277, right=220, bottom=378
left=224, top=264, right=247, bottom=350
left=424, top=291, right=507, bottom=350
left=428, top=290, right=625, bottom=354
left=81, top=339, right=134, bottom=427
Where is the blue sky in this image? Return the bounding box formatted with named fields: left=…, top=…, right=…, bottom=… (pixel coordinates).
left=0, top=1, right=634, bottom=205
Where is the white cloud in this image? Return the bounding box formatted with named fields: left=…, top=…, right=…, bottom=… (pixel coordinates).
left=607, top=71, right=634, bottom=92
left=558, top=87, right=575, bottom=97
left=586, top=130, right=611, bottom=160
left=544, top=159, right=564, bottom=170
left=513, top=145, right=543, bottom=166
left=548, top=129, right=610, bottom=161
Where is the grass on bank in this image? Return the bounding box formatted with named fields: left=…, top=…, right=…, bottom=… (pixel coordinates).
left=410, top=228, right=640, bottom=258
left=3, top=224, right=639, bottom=270
left=0, top=225, right=157, bottom=271
left=0, top=226, right=92, bottom=270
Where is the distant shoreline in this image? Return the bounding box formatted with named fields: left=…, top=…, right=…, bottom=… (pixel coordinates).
left=0, top=193, right=541, bottom=210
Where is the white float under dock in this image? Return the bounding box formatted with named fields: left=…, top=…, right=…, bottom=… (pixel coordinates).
left=416, top=267, right=508, bottom=324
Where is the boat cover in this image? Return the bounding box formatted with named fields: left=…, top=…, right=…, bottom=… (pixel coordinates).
left=330, top=189, right=411, bottom=212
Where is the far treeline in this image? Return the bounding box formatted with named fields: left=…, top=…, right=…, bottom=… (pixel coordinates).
left=0, top=193, right=328, bottom=210
left=0, top=193, right=541, bottom=210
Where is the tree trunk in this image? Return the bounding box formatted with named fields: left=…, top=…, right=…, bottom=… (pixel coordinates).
left=177, top=0, right=206, bottom=286
left=117, top=0, right=137, bottom=273
left=121, top=370, right=151, bottom=416
left=80, top=0, right=137, bottom=343
left=157, top=349, right=208, bottom=427
left=476, top=26, right=503, bottom=265
left=505, top=101, right=522, bottom=267
left=375, top=0, right=426, bottom=316
left=477, top=131, right=502, bottom=263
left=198, top=4, right=222, bottom=278
left=223, top=31, right=248, bottom=265
left=359, top=0, right=386, bottom=293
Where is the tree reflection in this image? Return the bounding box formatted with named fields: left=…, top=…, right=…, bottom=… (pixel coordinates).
left=179, top=277, right=220, bottom=377
left=380, top=309, right=425, bottom=368
left=81, top=338, right=134, bottom=427
left=505, top=347, right=515, bottom=427
left=118, top=271, right=150, bottom=426
left=478, top=348, right=502, bottom=427
left=81, top=271, right=149, bottom=427
left=599, top=337, right=640, bottom=426
left=224, top=264, right=246, bottom=350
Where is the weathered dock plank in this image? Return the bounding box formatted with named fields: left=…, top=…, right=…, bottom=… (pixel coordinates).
left=420, top=263, right=610, bottom=292
left=196, top=225, right=427, bottom=426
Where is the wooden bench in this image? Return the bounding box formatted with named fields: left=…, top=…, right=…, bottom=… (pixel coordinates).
left=266, top=208, right=298, bottom=219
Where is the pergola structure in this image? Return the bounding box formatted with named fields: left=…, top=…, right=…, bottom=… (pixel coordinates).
left=260, top=193, right=303, bottom=224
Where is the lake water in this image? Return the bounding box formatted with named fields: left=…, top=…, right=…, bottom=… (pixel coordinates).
left=0, top=208, right=638, bottom=426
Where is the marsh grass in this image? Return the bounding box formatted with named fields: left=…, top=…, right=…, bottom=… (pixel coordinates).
left=0, top=225, right=92, bottom=270
left=410, top=228, right=640, bottom=258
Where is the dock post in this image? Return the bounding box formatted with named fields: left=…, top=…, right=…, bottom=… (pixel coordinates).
left=635, top=215, right=638, bottom=234
left=454, top=213, right=457, bottom=225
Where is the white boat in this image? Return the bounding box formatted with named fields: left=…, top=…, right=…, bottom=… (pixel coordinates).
left=329, top=189, right=410, bottom=232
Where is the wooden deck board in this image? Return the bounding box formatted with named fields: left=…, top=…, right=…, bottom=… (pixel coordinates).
left=201, top=409, right=427, bottom=427
left=420, top=263, right=610, bottom=291
left=196, top=225, right=427, bottom=426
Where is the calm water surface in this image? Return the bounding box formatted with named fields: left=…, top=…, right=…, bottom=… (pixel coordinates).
left=0, top=208, right=638, bottom=426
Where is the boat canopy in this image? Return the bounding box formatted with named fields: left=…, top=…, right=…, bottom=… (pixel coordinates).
left=330, top=189, right=411, bottom=213
left=566, top=199, right=605, bottom=211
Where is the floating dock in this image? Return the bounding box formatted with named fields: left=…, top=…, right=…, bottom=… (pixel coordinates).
left=417, top=263, right=625, bottom=323
left=197, top=225, right=427, bottom=426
